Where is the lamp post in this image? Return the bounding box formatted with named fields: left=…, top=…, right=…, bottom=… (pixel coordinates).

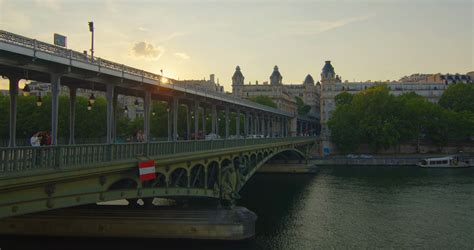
left=88, top=21, right=94, bottom=61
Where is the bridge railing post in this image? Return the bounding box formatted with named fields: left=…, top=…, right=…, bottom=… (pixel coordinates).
left=107, top=144, right=113, bottom=161
left=54, top=146, right=61, bottom=169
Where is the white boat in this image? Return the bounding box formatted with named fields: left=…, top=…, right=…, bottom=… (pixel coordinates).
left=417, top=155, right=473, bottom=168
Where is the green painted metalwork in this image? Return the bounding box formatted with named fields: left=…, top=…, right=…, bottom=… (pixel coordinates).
left=0, top=137, right=316, bottom=218
left=0, top=137, right=313, bottom=174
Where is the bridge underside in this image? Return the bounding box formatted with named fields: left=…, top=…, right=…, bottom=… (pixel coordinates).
left=0, top=139, right=314, bottom=218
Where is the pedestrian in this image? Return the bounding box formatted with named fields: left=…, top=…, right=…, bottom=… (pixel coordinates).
left=30, top=132, right=41, bottom=147
left=136, top=130, right=145, bottom=142
left=45, top=131, right=52, bottom=145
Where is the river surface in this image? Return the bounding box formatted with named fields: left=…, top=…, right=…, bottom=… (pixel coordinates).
left=2, top=165, right=474, bottom=249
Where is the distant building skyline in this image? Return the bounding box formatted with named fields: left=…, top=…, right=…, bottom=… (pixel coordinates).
left=0, top=0, right=471, bottom=91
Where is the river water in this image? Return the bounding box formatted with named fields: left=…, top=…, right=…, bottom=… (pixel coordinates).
left=2, top=165, right=473, bottom=249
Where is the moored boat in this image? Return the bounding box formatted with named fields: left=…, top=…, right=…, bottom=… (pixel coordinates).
left=417, top=155, right=473, bottom=168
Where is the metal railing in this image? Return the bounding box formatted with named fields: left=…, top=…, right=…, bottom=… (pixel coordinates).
left=0, top=30, right=304, bottom=118
left=0, top=137, right=316, bottom=174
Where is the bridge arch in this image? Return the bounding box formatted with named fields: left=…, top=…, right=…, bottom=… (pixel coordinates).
left=107, top=178, right=138, bottom=190
left=206, top=161, right=219, bottom=190
left=170, top=167, right=188, bottom=188
left=236, top=148, right=306, bottom=193
left=190, top=164, right=205, bottom=188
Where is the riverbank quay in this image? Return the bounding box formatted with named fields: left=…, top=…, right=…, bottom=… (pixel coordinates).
left=258, top=163, right=318, bottom=173
left=311, top=154, right=474, bottom=166
left=0, top=206, right=257, bottom=240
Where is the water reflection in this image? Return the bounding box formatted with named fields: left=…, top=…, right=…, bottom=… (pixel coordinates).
left=2, top=166, right=473, bottom=249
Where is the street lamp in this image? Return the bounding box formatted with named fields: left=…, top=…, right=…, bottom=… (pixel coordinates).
left=124, top=105, right=129, bottom=114
left=22, top=84, right=30, bottom=96
left=87, top=101, right=92, bottom=110
left=134, top=99, right=139, bottom=108
left=88, top=21, right=94, bottom=61
left=89, top=93, right=95, bottom=104
left=36, top=95, right=42, bottom=107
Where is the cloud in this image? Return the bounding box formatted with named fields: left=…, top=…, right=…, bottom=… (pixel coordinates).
left=174, top=52, right=190, bottom=60
left=137, top=27, right=148, bottom=32
left=159, top=32, right=186, bottom=43
left=130, top=41, right=163, bottom=60
left=287, top=15, right=374, bottom=36
left=33, top=0, right=60, bottom=10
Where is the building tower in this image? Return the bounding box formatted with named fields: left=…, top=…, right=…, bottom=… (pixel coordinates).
left=270, top=65, right=283, bottom=85
left=232, top=66, right=245, bottom=97
left=321, top=61, right=340, bottom=84
left=303, top=74, right=315, bottom=86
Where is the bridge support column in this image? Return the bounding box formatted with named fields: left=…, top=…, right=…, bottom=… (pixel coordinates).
left=216, top=110, right=220, bottom=137
left=106, top=84, right=115, bottom=144
left=236, top=109, right=240, bottom=137
left=172, top=97, right=178, bottom=141
left=244, top=111, right=249, bottom=137
left=211, top=104, right=217, bottom=134
left=167, top=101, right=172, bottom=141
left=8, top=76, right=20, bottom=147
left=112, top=92, right=118, bottom=142
left=266, top=116, right=270, bottom=138
left=194, top=101, right=199, bottom=140
left=50, top=73, right=61, bottom=145
left=68, top=87, right=76, bottom=145
left=186, top=104, right=191, bottom=140
left=253, top=114, right=257, bottom=136
left=144, top=92, right=151, bottom=142
left=202, top=107, right=206, bottom=135
left=281, top=117, right=285, bottom=137
left=225, top=106, right=229, bottom=139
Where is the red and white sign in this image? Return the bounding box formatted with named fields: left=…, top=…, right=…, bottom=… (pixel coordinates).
left=138, top=160, right=156, bottom=181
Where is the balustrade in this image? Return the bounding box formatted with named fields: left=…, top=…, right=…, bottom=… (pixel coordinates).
left=0, top=137, right=316, bottom=174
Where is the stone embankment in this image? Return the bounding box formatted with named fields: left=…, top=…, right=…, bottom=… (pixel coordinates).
left=311, top=154, right=474, bottom=166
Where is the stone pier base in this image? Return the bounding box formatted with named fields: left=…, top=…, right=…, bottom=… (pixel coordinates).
left=0, top=206, right=257, bottom=240
left=258, top=163, right=318, bottom=173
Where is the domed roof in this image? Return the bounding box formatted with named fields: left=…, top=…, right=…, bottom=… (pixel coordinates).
left=232, top=65, right=244, bottom=79
left=303, top=74, right=315, bottom=85
left=322, top=61, right=335, bottom=75
left=232, top=65, right=244, bottom=85
left=270, top=65, right=282, bottom=85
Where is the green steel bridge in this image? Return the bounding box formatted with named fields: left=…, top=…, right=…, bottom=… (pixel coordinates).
left=0, top=137, right=316, bottom=219
left=0, top=30, right=319, bottom=220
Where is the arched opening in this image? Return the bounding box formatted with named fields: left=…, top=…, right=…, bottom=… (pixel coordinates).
left=190, top=164, right=205, bottom=188
left=257, top=152, right=263, bottom=162
left=108, top=178, right=137, bottom=190
left=206, top=161, right=219, bottom=189
left=170, top=168, right=188, bottom=188
left=150, top=173, right=166, bottom=187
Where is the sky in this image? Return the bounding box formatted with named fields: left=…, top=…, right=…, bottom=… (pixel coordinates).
left=0, top=0, right=472, bottom=91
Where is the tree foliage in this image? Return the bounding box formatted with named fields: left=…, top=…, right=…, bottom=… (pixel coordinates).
left=328, top=85, right=474, bottom=153
left=295, top=96, right=311, bottom=115
left=439, top=83, right=474, bottom=113
left=248, top=95, right=277, bottom=108
left=334, top=92, right=353, bottom=106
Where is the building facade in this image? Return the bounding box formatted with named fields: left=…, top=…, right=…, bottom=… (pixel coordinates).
left=231, top=65, right=320, bottom=117
left=175, top=74, right=224, bottom=93
left=319, top=61, right=470, bottom=155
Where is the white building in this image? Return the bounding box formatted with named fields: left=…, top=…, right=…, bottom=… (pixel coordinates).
left=319, top=61, right=464, bottom=155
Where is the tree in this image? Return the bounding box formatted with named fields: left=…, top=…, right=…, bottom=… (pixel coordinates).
left=295, top=96, right=311, bottom=115
left=334, top=92, right=353, bottom=106
left=248, top=95, right=277, bottom=108
left=327, top=104, right=362, bottom=153
left=439, top=83, right=474, bottom=113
